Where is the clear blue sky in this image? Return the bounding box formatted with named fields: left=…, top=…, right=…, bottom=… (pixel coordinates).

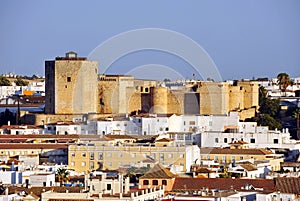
left=0, top=0, right=299, bottom=80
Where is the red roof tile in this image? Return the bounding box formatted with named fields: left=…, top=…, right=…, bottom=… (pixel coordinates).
left=172, top=178, right=275, bottom=192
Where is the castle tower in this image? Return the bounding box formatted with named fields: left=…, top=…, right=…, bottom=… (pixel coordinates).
left=151, top=87, right=168, bottom=114
left=45, top=52, right=98, bottom=114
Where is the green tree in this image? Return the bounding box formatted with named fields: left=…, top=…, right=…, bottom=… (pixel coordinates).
left=55, top=168, right=70, bottom=186
left=259, top=86, right=267, bottom=105
left=15, top=78, right=29, bottom=86
left=259, top=98, right=280, bottom=117
left=277, top=73, right=290, bottom=93
left=0, top=76, right=12, bottom=86
left=293, top=108, right=300, bottom=134
left=259, top=114, right=282, bottom=130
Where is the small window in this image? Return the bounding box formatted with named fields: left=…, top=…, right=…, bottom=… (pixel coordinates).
left=273, top=139, right=278, bottom=144
left=215, top=138, right=219, bottom=143
left=143, top=180, right=149, bottom=185
left=145, top=88, right=149, bottom=92
left=107, top=184, right=111, bottom=190
left=71, top=153, right=75, bottom=157
left=250, top=138, right=255, bottom=143
left=82, top=153, right=86, bottom=157
left=224, top=138, right=227, bottom=143
left=67, top=77, right=71, bottom=82
left=71, top=162, right=75, bottom=166
left=99, top=153, right=103, bottom=160
left=152, top=180, right=158, bottom=185
left=162, top=180, right=167, bottom=185
left=81, top=162, right=86, bottom=166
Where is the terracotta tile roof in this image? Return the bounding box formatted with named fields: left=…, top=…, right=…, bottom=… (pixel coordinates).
left=172, top=178, right=275, bottom=192
left=155, top=138, right=173, bottom=142
left=195, top=167, right=214, bottom=173
left=275, top=177, right=300, bottom=194
left=0, top=125, right=43, bottom=130
left=280, top=162, right=300, bottom=167
left=104, top=134, right=136, bottom=140
left=200, top=148, right=274, bottom=155
left=0, top=134, right=79, bottom=139
left=7, top=186, right=84, bottom=197
left=0, top=143, right=67, bottom=149
left=240, top=164, right=258, bottom=171
left=140, top=164, right=176, bottom=179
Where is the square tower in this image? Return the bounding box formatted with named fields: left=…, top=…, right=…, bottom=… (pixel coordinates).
left=45, top=52, right=98, bottom=114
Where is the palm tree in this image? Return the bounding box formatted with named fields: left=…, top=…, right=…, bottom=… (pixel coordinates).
left=277, top=73, right=290, bottom=95
left=55, top=168, right=70, bottom=186
left=293, top=108, right=300, bottom=139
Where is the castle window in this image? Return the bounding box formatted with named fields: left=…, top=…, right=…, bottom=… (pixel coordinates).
left=67, top=77, right=71, bottom=82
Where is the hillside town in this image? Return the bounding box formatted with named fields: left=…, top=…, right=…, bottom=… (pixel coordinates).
left=0, top=52, right=299, bottom=201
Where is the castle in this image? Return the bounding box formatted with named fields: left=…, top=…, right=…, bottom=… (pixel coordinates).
left=21, top=52, right=259, bottom=125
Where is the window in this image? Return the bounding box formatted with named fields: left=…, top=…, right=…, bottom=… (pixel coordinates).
left=231, top=156, right=235, bottom=163
left=82, top=153, right=86, bottom=157
left=162, top=180, right=167, bottom=185
left=99, top=153, right=103, bottom=160
left=67, top=77, right=71, bottom=82
left=81, top=162, right=86, bottom=166
left=47, top=127, right=51, bottom=131
left=71, top=162, right=75, bottom=166
left=180, top=154, right=184, bottom=158
left=168, top=153, right=173, bottom=158
left=107, top=184, right=111, bottom=190
left=273, top=139, right=279, bottom=144
left=206, top=155, right=210, bottom=160
left=215, top=138, right=219, bottom=143
left=145, top=88, right=149, bottom=92
left=189, top=121, right=195, bottom=125
left=90, top=161, right=94, bottom=169
left=90, top=153, right=94, bottom=160
left=119, top=153, right=123, bottom=158
left=224, top=138, right=227, bottom=143
left=152, top=180, right=158, bottom=185
left=131, top=153, right=136, bottom=158
left=143, top=180, right=149, bottom=185
left=240, top=156, right=244, bottom=160
left=250, top=138, right=255, bottom=143
left=160, top=153, right=164, bottom=161
left=214, top=156, right=218, bottom=162
left=71, top=153, right=75, bottom=157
